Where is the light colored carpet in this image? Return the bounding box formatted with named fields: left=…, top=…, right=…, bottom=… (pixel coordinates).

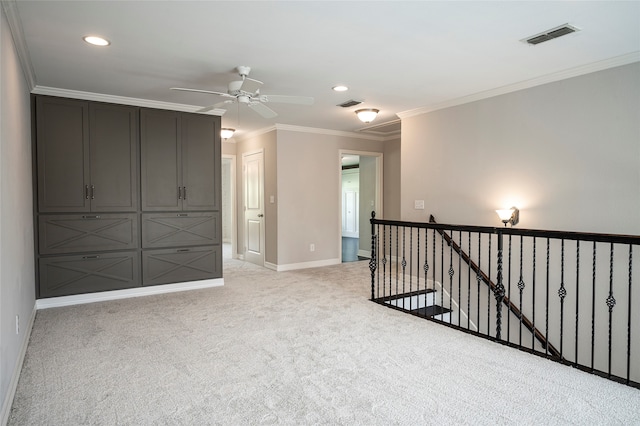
left=9, top=259, right=640, bottom=425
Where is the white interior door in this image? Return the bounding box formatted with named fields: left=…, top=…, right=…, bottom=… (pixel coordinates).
left=243, top=151, right=265, bottom=266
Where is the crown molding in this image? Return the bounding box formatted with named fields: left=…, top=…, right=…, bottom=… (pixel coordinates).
left=31, top=86, right=226, bottom=115
left=2, top=0, right=37, bottom=89
left=398, top=52, right=640, bottom=119
left=275, top=123, right=385, bottom=141
left=237, top=123, right=386, bottom=142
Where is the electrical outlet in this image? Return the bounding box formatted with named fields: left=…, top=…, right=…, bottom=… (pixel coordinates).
left=15, top=315, right=19, bottom=335
left=310, top=243, right=315, bottom=252
left=414, top=200, right=425, bottom=210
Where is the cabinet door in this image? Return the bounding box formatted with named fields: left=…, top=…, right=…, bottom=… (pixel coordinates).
left=39, top=213, right=138, bottom=254
left=142, top=212, right=220, bottom=248
left=140, top=109, right=182, bottom=211
left=39, top=251, right=140, bottom=298
left=89, top=104, right=138, bottom=211
left=142, top=245, right=221, bottom=286
left=182, top=114, right=220, bottom=211
left=36, top=97, right=90, bottom=212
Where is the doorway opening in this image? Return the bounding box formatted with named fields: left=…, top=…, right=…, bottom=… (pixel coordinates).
left=222, top=155, right=236, bottom=261
left=339, top=150, right=383, bottom=263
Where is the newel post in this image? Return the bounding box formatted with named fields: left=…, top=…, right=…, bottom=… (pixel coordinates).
left=495, top=229, right=506, bottom=340
left=369, top=211, right=377, bottom=301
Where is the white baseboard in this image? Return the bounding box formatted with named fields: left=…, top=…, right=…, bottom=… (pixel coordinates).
left=358, top=249, right=371, bottom=258
left=274, top=258, right=341, bottom=272
left=264, top=261, right=278, bottom=271
left=1, top=303, right=36, bottom=426
left=342, top=232, right=358, bottom=238
left=36, top=278, right=224, bottom=310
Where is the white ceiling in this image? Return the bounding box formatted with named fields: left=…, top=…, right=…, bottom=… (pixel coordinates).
left=8, top=1, right=640, bottom=139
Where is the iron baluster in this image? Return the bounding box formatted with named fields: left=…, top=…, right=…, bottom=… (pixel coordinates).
left=495, top=230, right=505, bottom=340
left=477, top=233, right=482, bottom=333
left=532, top=237, right=537, bottom=351
left=558, top=239, right=566, bottom=359
left=458, top=230, right=463, bottom=327
left=591, top=241, right=596, bottom=372
left=607, top=243, right=616, bottom=377
left=448, top=230, right=454, bottom=324
left=507, top=235, right=512, bottom=343
left=575, top=241, right=580, bottom=367
left=369, top=211, right=377, bottom=301
left=627, top=245, right=633, bottom=385
left=518, top=236, right=525, bottom=347
left=488, top=235, right=492, bottom=336
left=545, top=238, right=550, bottom=357
left=467, top=232, right=472, bottom=331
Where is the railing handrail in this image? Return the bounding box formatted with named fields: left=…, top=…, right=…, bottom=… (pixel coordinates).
left=371, top=217, right=640, bottom=245
left=429, top=215, right=562, bottom=358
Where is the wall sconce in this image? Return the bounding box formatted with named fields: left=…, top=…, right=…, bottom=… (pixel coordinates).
left=220, top=128, right=235, bottom=140
left=496, top=207, right=519, bottom=227
left=355, top=108, right=379, bottom=123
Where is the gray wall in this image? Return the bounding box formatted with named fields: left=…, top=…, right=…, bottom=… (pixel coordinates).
left=401, top=62, right=640, bottom=235
left=1, top=7, right=36, bottom=420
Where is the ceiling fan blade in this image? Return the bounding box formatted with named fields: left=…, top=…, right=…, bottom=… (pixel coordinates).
left=240, top=77, right=263, bottom=95
left=213, top=100, right=235, bottom=108
left=258, top=95, right=314, bottom=105
left=170, top=87, right=233, bottom=97
left=248, top=102, right=278, bottom=118
left=196, top=105, right=218, bottom=113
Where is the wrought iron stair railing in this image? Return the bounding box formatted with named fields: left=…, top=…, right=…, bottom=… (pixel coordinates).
left=368, top=212, right=640, bottom=388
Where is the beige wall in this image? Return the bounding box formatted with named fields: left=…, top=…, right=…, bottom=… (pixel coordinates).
left=358, top=156, right=377, bottom=254
left=383, top=137, right=401, bottom=220
left=401, top=62, right=640, bottom=235
left=221, top=140, right=236, bottom=156
left=276, top=130, right=385, bottom=266
left=1, top=7, right=36, bottom=420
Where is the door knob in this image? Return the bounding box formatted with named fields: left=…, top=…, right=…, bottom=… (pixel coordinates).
left=258, top=214, right=264, bottom=218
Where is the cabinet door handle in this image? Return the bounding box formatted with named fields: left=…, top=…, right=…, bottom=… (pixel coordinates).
left=82, top=255, right=100, bottom=259
left=183, top=187, right=187, bottom=200
left=82, top=215, right=101, bottom=219
left=178, top=187, right=182, bottom=200
left=91, top=185, right=95, bottom=200
left=85, top=185, right=89, bottom=199
left=176, top=248, right=190, bottom=252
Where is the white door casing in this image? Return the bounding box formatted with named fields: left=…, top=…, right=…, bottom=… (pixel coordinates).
left=338, top=150, right=383, bottom=260
left=243, top=150, right=265, bottom=266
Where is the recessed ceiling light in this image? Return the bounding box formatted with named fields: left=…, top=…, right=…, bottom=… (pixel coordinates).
left=83, top=36, right=110, bottom=46
left=332, top=85, right=348, bottom=92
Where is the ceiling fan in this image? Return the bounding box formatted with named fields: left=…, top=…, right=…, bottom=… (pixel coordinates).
left=170, top=66, right=314, bottom=118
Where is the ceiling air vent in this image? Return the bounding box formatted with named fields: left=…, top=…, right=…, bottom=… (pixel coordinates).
left=338, top=99, right=363, bottom=108
left=523, top=24, right=579, bottom=45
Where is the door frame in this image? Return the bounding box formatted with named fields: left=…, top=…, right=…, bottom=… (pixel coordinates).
left=222, top=154, right=237, bottom=259
left=338, top=150, right=383, bottom=260
left=242, top=149, right=265, bottom=266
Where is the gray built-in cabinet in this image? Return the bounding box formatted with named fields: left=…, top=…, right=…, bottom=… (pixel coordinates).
left=33, top=95, right=222, bottom=298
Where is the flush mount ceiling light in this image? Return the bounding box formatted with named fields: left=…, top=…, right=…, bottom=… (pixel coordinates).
left=332, top=85, right=349, bottom=92
left=355, top=108, right=379, bottom=123
left=220, top=128, right=235, bottom=140
left=83, top=35, right=110, bottom=46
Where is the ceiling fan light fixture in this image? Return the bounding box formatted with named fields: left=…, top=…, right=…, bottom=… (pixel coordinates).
left=355, top=108, right=379, bottom=123
left=332, top=85, right=349, bottom=92
left=83, top=35, right=110, bottom=46
left=220, top=128, right=235, bottom=140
